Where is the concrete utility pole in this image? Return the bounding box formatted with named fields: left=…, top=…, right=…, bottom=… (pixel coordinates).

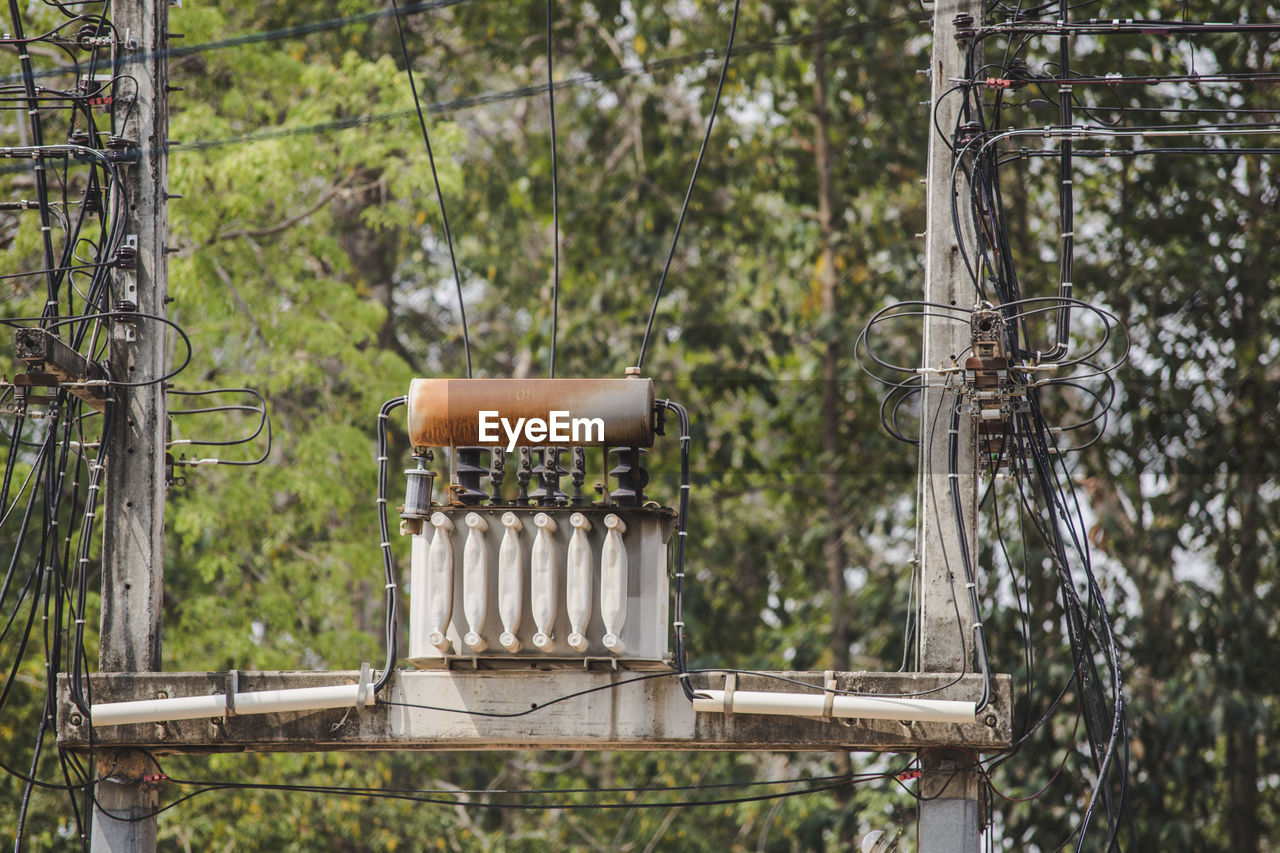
left=917, top=0, right=983, bottom=851
left=92, top=0, right=169, bottom=846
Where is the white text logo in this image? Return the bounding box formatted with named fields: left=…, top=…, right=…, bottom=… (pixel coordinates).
left=477, top=410, right=605, bottom=453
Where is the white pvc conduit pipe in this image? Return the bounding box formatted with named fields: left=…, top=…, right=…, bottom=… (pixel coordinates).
left=90, top=668, right=376, bottom=727
left=692, top=689, right=976, bottom=725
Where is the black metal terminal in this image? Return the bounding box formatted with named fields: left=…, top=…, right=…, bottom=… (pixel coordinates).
left=570, top=446, right=587, bottom=506
left=453, top=447, right=487, bottom=506
left=488, top=446, right=505, bottom=504
left=515, top=447, right=533, bottom=506
left=531, top=448, right=569, bottom=506
left=608, top=447, right=649, bottom=507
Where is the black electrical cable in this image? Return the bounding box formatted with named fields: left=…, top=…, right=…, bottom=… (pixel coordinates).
left=546, top=0, right=560, bottom=379
left=96, top=769, right=894, bottom=822
left=373, top=396, right=407, bottom=692
left=656, top=399, right=695, bottom=700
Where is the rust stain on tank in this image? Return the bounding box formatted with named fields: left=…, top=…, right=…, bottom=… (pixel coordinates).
left=407, top=378, right=656, bottom=449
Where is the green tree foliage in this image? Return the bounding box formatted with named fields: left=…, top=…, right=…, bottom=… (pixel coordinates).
left=3, top=0, right=1279, bottom=850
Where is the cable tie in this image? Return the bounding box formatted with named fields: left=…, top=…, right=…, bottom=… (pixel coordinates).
left=385, top=583, right=397, bottom=590
left=377, top=455, right=387, bottom=462
left=947, top=473, right=960, bottom=480
left=680, top=484, right=691, bottom=490
left=677, top=530, right=687, bottom=536
left=1060, top=231, right=1074, bottom=238
left=380, top=541, right=391, bottom=549
left=75, top=618, right=86, bottom=624
left=965, top=582, right=976, bottom=590
left=972, top=622, right=983, bottom=629
left=375, top=498, right=387, bottom=504
left=673, top=621, right=685, bottom=628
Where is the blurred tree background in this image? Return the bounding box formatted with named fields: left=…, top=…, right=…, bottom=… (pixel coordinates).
left=2, top=0, right=1277, bottom=850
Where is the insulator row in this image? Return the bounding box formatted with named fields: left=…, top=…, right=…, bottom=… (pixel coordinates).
left=407, top=506, right=675, bottom=665
left=403, top=446, right=650, bottom=512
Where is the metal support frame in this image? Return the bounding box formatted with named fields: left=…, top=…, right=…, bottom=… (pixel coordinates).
left=60, top=671, right=1012, bottom=754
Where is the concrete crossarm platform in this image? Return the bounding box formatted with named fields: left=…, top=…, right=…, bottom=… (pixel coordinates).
left=59, top=670, right=1012, bottom=754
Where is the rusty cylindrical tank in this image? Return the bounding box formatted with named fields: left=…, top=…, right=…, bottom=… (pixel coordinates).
left=406, top=377, right=656, bottom=449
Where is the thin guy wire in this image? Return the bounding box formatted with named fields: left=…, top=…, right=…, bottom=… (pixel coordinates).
left=389, top=0, right=472, bottom=377
left=547, top=0, right=560, bottom=378
left=636, top=0, right=741, bottom=372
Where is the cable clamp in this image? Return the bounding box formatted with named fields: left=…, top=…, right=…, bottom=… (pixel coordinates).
left=971, top=622, right=983, bottom=629
left=673, top=621, right=685, bottom=628
left=822, top=670, right=837, bottom=719
left=723, top=672, right=737, bottom=713
left=224, top=669, right=239, bottom=717
left=356, top=662, right=373, bottom=707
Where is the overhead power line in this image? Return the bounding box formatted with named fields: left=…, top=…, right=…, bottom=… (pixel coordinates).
left=0, top=0, right=477, bottom=87
left=180, top=15, right=913, bottom=152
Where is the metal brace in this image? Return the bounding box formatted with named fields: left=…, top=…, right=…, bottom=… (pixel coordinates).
left=223, top=669, right=239, bottom=717
left=822, top=670, right=837, bottom=719
left=722, top=672, right=737, bottom=713
left=356, top=662, right=373, bottom=707
left=117, top=234, right=139, bottom=342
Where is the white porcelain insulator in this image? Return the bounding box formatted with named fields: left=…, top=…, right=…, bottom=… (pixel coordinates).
left=530, top=513, right=558, bottom=651
left=461, top=512, right=489, bottom=652
left=600, top=513, right=629, bottom=655
left=497, top=512, right=524, bottom=652
left=426, top=512, right=455, bottom=654
left=408, top=531, right=431, bottom=658
left=565, top=512, right=593, bottom=652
